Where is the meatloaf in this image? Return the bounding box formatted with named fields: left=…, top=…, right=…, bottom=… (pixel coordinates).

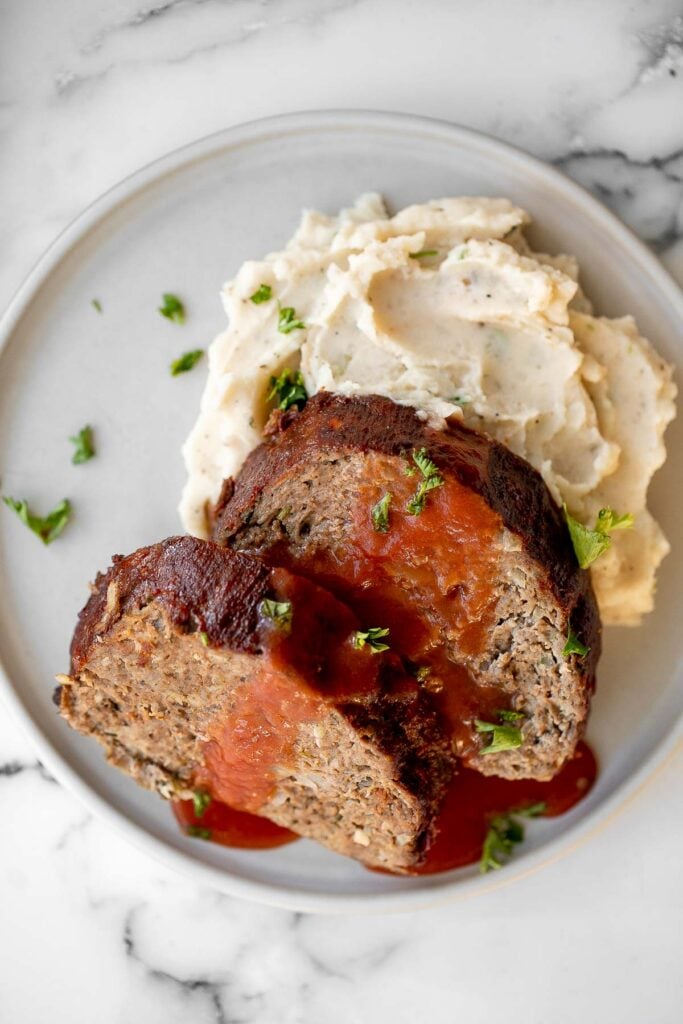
left=212, top=392, right=601, bottom=781
left=57, top=536, right=453, bottom=872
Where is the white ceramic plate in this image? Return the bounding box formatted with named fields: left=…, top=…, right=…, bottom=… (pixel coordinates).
left=0, top=111, right=681, bottom=913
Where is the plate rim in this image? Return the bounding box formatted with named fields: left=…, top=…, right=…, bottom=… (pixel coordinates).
left=0, top=108, right=681, bottom=914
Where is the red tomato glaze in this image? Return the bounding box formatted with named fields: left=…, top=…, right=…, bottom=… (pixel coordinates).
left=171, top=439, right=599, bottom=871
left=264, top=452, right=520, bottom=761
left=173, top=797, right=298, bottom=849
left=194, top=566, right=391, bottom=813
left=412, top=741, right=598, bottom=875
left=174, top=742, right=597, bottom=869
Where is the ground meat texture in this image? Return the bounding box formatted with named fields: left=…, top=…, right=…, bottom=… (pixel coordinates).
left=211, top=393, right=601, bottom=781
left=59, top=536, right=453, bottom=872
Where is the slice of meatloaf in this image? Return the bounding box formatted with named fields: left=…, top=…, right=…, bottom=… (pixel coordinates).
left=58, top=536, right=452, bottom=872
left=211, top=392, right=601, bottom=782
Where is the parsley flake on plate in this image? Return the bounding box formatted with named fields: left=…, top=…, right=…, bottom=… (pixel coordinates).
left=91, top=298, right=102, bottom=313
left=259, top=598, right=293, bottom=633
left=480, top=802, right=546, bottom=873
left=371, top=492, right=392, bottom=533
left=2, top=496, right=72, bottom=545
left=268, top=368, right=308, bottom=411
left=158, top=292, right=185, bottom=324
left=277, top=306, right=306, bottom=334
left=409, top=249, right=438, bottom=260
left=563, top=504, right=634, bottom=569
left=352, top=626, right=390, bottom=653
left=250, top=284, right=272, bottom=304
left=170, top=349, right=204, bottom=376
left=69, top=425, right=95, bottom=465
left=480, top=814, right=524, bottom=873
left=186, top=825, right=212, bottom=840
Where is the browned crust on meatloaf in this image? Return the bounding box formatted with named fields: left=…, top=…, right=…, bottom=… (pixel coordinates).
left=211, top=392, right=601, bottom=780
left=59, top=536, right=453, bottom=871
left=69, top=535, right=273, bottom=669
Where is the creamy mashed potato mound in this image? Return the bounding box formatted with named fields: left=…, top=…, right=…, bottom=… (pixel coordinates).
left=181, top=194, right=676, bottom=626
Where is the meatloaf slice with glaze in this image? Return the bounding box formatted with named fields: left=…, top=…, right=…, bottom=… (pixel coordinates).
left=212, top=392, right=601, bottom=781
left=58, top=536, right=453, bottom=872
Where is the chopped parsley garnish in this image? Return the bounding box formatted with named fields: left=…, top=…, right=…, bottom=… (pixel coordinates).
left=480, top=814, right=523, bottom=872
left=192, top=791, right=212, bottom=818
left=409, top=249, right=438, bottom=259
left=186, top=825, right=212, bottom=840
left=458, top=247, right=469, bottom=260
left=352, top=627, right=390, bottom=653
left=449, top=395, right=471, bottom=406
left=250, top=283, right=272, bottom=304
left=406, top=475, right=443, bottom=515
left=371, top=492, right=392, bottom=533
left=69, top=425, right=95, bottom=465
left=563, top=504, right=634, bottom=569
left=475, top=713, right=524, bottom=755
left=268, top=368, right=308, bottom=411
left=91, top=298, right=102, bottom=313
left=170, top=349, right=204, bottom=376
left=496, top=709, right=524, bottom=723
left=595, top=507, right=635, bottom=534
left=406, top=448, right=445, bottom=515
left=519, top=802, right=547, bottom=818
left=259, top=598, right=293, bottom=632
left=198, top=631, right=210, bottom=647
left=415, top=666, right=432, bottom=683
left=158, top=292, right=185, bottom=324
left=412, top=449, right=440, bottom=478
left=562, top=624, right=590, bottom=658
left=2, top=497, right=71, bottom=545
left=480, top=802, right=546, bottom=873
left=278, top=306, right=306, bottom=334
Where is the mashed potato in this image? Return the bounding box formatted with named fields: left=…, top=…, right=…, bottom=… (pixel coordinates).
left=180, top=195, right=676, bottom=626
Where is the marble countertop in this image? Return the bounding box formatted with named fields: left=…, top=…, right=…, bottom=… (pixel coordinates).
left=1, top=1, right=681, bottom=1021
